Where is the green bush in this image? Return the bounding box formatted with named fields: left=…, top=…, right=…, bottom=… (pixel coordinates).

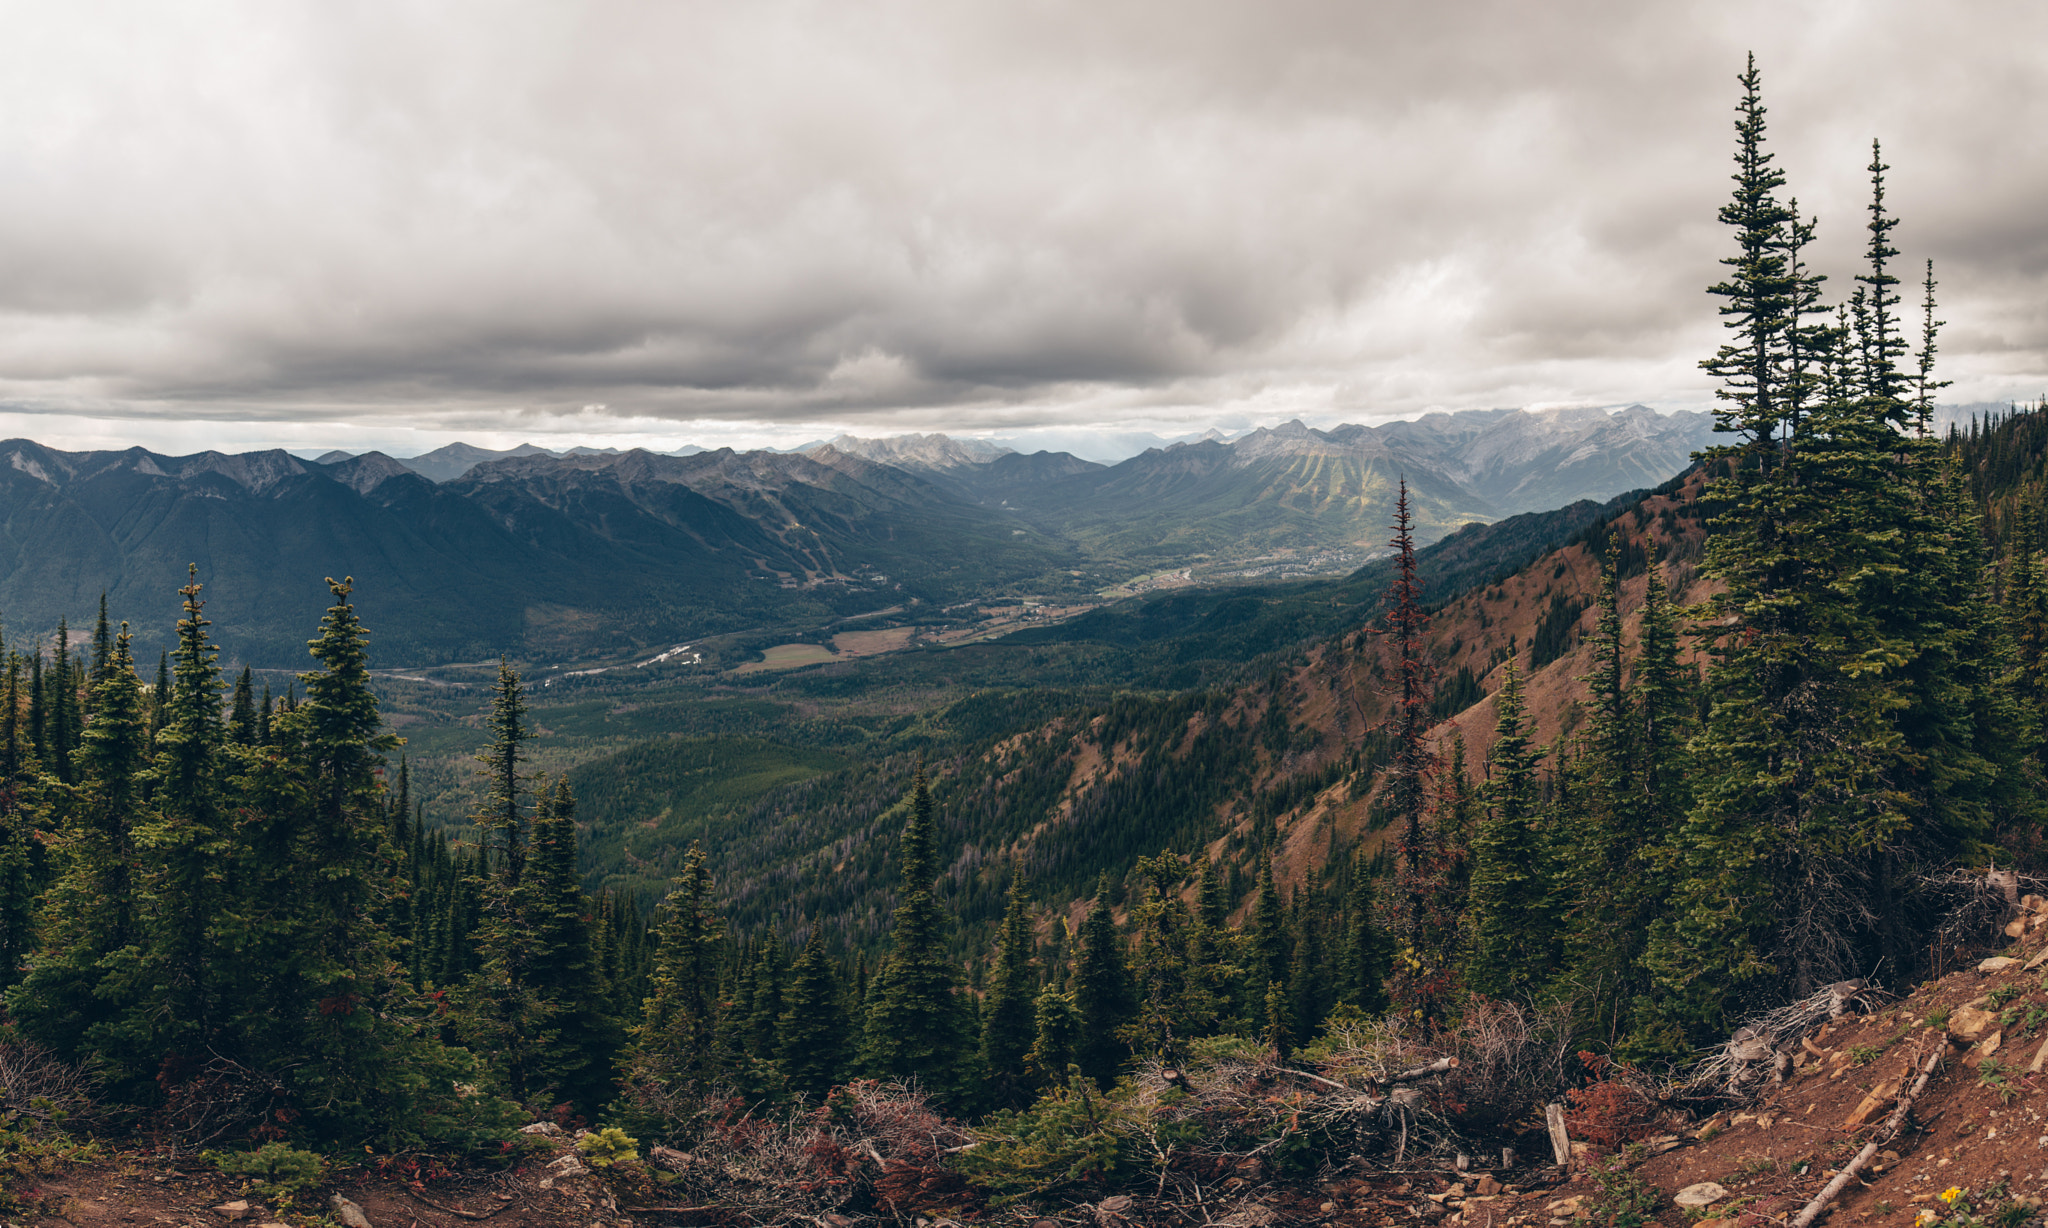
left=577, top=1127, right=641, bottom=1168
left=954, top=1075, right=1136, bottom=1202
left=208, top=1143, right=325, bottom=1203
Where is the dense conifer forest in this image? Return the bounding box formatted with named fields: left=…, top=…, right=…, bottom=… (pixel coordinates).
left=0, top=59, right=2043, bottom=1224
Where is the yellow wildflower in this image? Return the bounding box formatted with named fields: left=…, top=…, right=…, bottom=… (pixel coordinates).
left=1939, top=1186, right=1965, bottom=1205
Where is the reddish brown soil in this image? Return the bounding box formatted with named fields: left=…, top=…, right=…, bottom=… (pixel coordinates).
left=14, top=1133, right=631, bottom=1228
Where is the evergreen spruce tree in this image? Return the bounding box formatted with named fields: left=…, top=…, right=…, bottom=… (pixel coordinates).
left=1641, top=67, right=2016, bottom=1043
left=87, top=595, right=112, bottom=711
left=1024, top=986, right=1081, bottom=1083
left=0, top=654, right=23, bottom=779
left=1464, top=656, right=1552, bottom=998
left=777, top=929, right=846, bottom=1098
left=127, top=568, right=234, bottom=1069
left=1248, top=854, right=1288, bottom=991
left=979, top=876, right=1038, bottom=1107
left=1339, top=851, right=1390, bottom=1015
left=628, top=843, right=725, bottom=1090
left=475, top=659, right=529, bottom=883
left=26, top=646, right=44, bottom=769
left=14, top=624, right=149, bottom=1063
left=859, top=764, right=970, bottom=1102
left=744, top=938, right=787, bottom=1062
left=1071, top=885, right=1133, bottom=1088
left=238, top=577, right=467, bottom=1137
left=228, top=667, right=257, bottom=745
left=524, top=776, right=617, bottom=1112
left=48, top=619, right=74, bottom=785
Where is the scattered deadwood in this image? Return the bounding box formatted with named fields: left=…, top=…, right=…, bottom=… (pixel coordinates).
left=1544, top=1103, right=1571, bottom=1167
left=1278, top=1055, right=1457, bottom=1096
left=1385, top=1056, right=1459, bottom=1085
left=1788, top=1039, right=1945, bottom=1228
left=398, top=1187, right=520, bottom=1220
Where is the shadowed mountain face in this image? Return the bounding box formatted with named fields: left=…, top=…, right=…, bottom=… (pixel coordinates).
left=0, top=439, right=1073, bottom=666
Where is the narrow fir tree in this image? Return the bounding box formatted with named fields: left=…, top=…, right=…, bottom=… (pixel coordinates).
left=48, top=618, right=74, bottom=784
left=474, top=659, right=529, bottom=883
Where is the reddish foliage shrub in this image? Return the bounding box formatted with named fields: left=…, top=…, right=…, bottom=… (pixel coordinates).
left=875, top=1160, right=980, bottom=1217
left=1564, top=1052, right=1656, bottom=1149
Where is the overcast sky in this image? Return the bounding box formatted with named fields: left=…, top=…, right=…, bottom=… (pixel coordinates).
left=0, top=1, right=2042, bottom=456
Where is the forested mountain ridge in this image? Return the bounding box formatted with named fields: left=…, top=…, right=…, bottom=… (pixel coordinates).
left=0, top=436, right=1079, bottom=667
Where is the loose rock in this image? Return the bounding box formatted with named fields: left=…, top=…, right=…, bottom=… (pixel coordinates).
left=1675, top=1182, right=1730, bottom=1208
left=212, top=1202, right=252, bottom=1222
left=328, top=1195, right=375, bottom=1228
left=1949, top=1005, right=2000, bottom=1041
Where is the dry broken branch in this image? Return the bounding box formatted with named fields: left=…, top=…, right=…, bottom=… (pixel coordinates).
left=398, top=1188, right=520, bottom=1221
left=1788, top=1039, right=1944, bottom=1228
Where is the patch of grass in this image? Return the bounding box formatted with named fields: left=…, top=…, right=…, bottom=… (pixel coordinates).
left=1926, top=1007, right=1952, bottom=1029
left=1585, top=1154, right=1659, bottom=1228
left=1732, top=1155, right=1778, bottom=1180
left=1992, top=1201, right=2032, bottom=1228
left=1988, top=983, right=2027, bottom=1008
left=1977, top=1057, right=2022, bottom=1105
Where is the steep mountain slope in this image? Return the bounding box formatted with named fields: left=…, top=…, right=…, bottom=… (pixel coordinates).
left=566, top=465, right=1709, bottom=939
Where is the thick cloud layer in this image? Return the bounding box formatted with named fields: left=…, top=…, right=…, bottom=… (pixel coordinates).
left=0, top=1, right=2041, bottom=451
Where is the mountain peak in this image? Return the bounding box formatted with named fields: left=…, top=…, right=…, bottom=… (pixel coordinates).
left=814, top=432, right=1013, bottom=470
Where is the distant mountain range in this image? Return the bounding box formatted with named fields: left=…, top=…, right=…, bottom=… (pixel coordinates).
left=824, top=406, right=1715, bottom=561
left=0, top=405, right=1720, bottom=664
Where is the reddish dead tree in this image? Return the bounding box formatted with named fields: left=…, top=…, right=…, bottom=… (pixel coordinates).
left=1378, top=481, right=1440, bottom=953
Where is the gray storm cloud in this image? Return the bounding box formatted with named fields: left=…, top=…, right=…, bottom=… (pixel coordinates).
left=0, top=0, right=2041, bottom=446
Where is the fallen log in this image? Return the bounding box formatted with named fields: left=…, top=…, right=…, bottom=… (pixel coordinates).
left=1386, top=1056, right=1459, bottom=1085
left=1788, top=1039, right=1944, bottom=1228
